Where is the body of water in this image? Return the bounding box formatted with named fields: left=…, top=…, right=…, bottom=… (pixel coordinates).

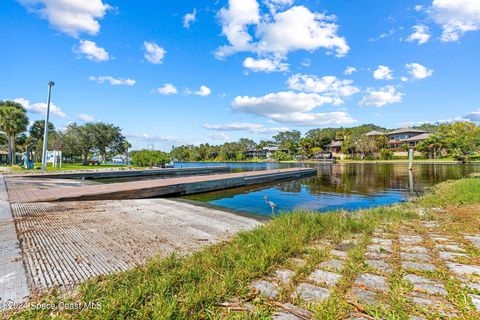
left=179, top=162, right=479, bottom=217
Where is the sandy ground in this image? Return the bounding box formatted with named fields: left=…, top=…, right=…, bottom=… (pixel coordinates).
left=10, top=198, right=260, bottom=292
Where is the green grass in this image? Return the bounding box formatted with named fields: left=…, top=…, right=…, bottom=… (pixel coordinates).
left=6, top=178, right=480, bottom=319
left=416, top=177, right=480, bottom=207
left=3, top=163, right=144, bottom=173
left=338, top=158, right=471, bottom=163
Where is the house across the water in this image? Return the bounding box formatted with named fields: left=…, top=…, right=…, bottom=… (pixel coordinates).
left=324, top=140, right=342, bottom=153
left=245, top=144, right=288, bottom=159
left=386, top=129, right=431, bottom=148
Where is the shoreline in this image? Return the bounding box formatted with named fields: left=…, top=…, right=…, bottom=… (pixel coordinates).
left=5, top=176, right=480, bottom=319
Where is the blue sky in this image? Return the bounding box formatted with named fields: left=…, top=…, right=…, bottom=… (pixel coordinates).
left=1, top=0, right=480, bottom=150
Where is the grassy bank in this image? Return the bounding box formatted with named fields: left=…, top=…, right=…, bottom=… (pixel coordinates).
left=337, top=159, right=480, bottom=164
left=2, top=163, right=144, bottom=173
left=6, top=178, right=480, bottom=319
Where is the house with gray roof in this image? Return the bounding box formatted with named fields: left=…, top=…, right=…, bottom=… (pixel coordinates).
left=386, top=128, right=431, bottom=148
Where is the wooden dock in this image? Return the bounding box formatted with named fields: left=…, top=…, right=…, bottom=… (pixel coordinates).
left=10, top=166, right=230, bottom=180
left=8, top=168, right=317, bottom=203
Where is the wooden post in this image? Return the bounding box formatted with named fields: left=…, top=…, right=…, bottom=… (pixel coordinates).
left=408, top=148, right=414, bottom=170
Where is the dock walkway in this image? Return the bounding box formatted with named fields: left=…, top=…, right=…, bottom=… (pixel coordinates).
left=8, top=168, right=316, bottom=203
left=9, top=166, right=230, bottom=180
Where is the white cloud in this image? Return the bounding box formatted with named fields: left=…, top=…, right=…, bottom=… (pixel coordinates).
left=143, top=41, right=166, bottom=64
left=373, top=65, right=394, bottom=80
left=369, top=28, right=397, bottom=42
left=266, top=111, right=356, bottom=126
left=88, top=76, right=136, bottom=86
left=76, top=40, right=109, bottom=62
left=287, top=74, right=359, bottom=100
left=153, top=83, right=177, bottom=95
left=256, top=6, right=350, bottom=57
left=216, top=0, right=260, bottom=58
left=464, top=109, right=480, bottom=122
left=430, top=0, right=480, bottom=42
left=231, top=91, right=355, bottom=126
left=243, top=57, right=288, bottom=72
left=405, top=63, right=434, bottom=79
left=344, top=66, right=357, bottom=75
left=208, top=133, right=230, bottom=140
left=203, top=122, right=289, bottom=134
left=187, top=85, right=211, bottom=97
left=14, top=97, right=66, bottom=117
left=359, top=85, right=403, bottom=107
left=301, top=59, right=311, bottom=67
left=216, top=1, right=349, bottom=64
left=183, top=9, right=197, bottom=28
left=18, top=0, right=110, bottom=37
left=264, top=0, right=295, bottom=13
left=415, top=5, right=424, bottom=12
left=406, top=25, right=431, bottom=45
left=78, top=113, right=94, bottom=121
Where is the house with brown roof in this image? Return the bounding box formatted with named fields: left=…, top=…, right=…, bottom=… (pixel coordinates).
left=325, top=140, right=342, bottom=153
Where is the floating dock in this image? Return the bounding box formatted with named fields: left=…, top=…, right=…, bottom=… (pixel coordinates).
left=10, top=166, right=230, bottom=180
left=8, top=168, right=317, bottom=203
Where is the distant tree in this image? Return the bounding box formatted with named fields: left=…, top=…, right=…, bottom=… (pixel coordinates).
left=438, top=122, right=480, bottom=161
left=273, top=130, right=301, bottom=155
left=59, top=123, right=95, bottom=164
left=299, top=137, right=316, bottom=158
left=122, top=141, right=132, bottom=164
left=27, top=120, right=55, bottom=162
left=416, top=134, right=444, bottom=159
left=305, top=128, right=337, bottom=148
left=91, top=122, right=125, bottom=162
left=341, top=135, right=355, bottom=156
left=171, top=145, right=193, bottom=162
left=257, top=140, right=274, bottom=149
left=0, top=100, right=29, bottom=164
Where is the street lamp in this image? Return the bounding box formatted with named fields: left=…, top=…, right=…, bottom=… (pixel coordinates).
left=41, top=81, right=55, bottom=171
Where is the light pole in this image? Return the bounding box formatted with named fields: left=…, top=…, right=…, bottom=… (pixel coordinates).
left=41, top=81, right=55, bottom=171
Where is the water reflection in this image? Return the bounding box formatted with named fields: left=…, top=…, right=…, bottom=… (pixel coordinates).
left=183, top=163, right=479, bottom=216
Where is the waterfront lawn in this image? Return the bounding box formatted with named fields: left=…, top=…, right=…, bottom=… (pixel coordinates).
left=4, top=163, right=143, bottom=173
left=7, top=177, right=480, bottom=319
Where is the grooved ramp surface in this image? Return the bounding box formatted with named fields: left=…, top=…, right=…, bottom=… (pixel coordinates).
left=8, top=168, right=316, bottom=203
left=11, top=199, right=259, bottom=291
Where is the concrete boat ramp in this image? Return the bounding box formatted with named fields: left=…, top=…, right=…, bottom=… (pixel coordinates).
left=1, top=167, right=315, bottom=306
left=8, top=168, right=316, bottom=203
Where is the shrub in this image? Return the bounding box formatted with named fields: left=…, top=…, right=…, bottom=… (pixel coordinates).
left=131, top=150, right=170, bottom=167
left=273, top=150, right=292, bottom=161
left=379, top=149, right=393, bottom=160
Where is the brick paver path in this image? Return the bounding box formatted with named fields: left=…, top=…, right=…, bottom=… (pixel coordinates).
left=220, top=211, right=480, bottom=319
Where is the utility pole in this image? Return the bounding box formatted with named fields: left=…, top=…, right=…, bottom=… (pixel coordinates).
left=41, top=81, right=55, bottom=171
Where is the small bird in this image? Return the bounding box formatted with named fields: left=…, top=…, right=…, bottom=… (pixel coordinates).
left=263, top=195, right=278, bottom=214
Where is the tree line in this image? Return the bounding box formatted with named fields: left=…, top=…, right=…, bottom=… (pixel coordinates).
left=171, top=122, right=480, bottom=162
left=2, top=99, right=479, bottom=165
left=0, top=100, right=129, bottom=165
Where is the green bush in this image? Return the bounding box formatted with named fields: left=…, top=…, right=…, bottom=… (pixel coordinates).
left=273, top=150, right=292, bottom=161
left=379, top=149, right=393, bottom=160
left=131, top=150, right=170, bottom=167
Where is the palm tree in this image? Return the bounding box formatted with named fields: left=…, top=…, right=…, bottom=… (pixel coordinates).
left=0, top=101, right=29, bottom=164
